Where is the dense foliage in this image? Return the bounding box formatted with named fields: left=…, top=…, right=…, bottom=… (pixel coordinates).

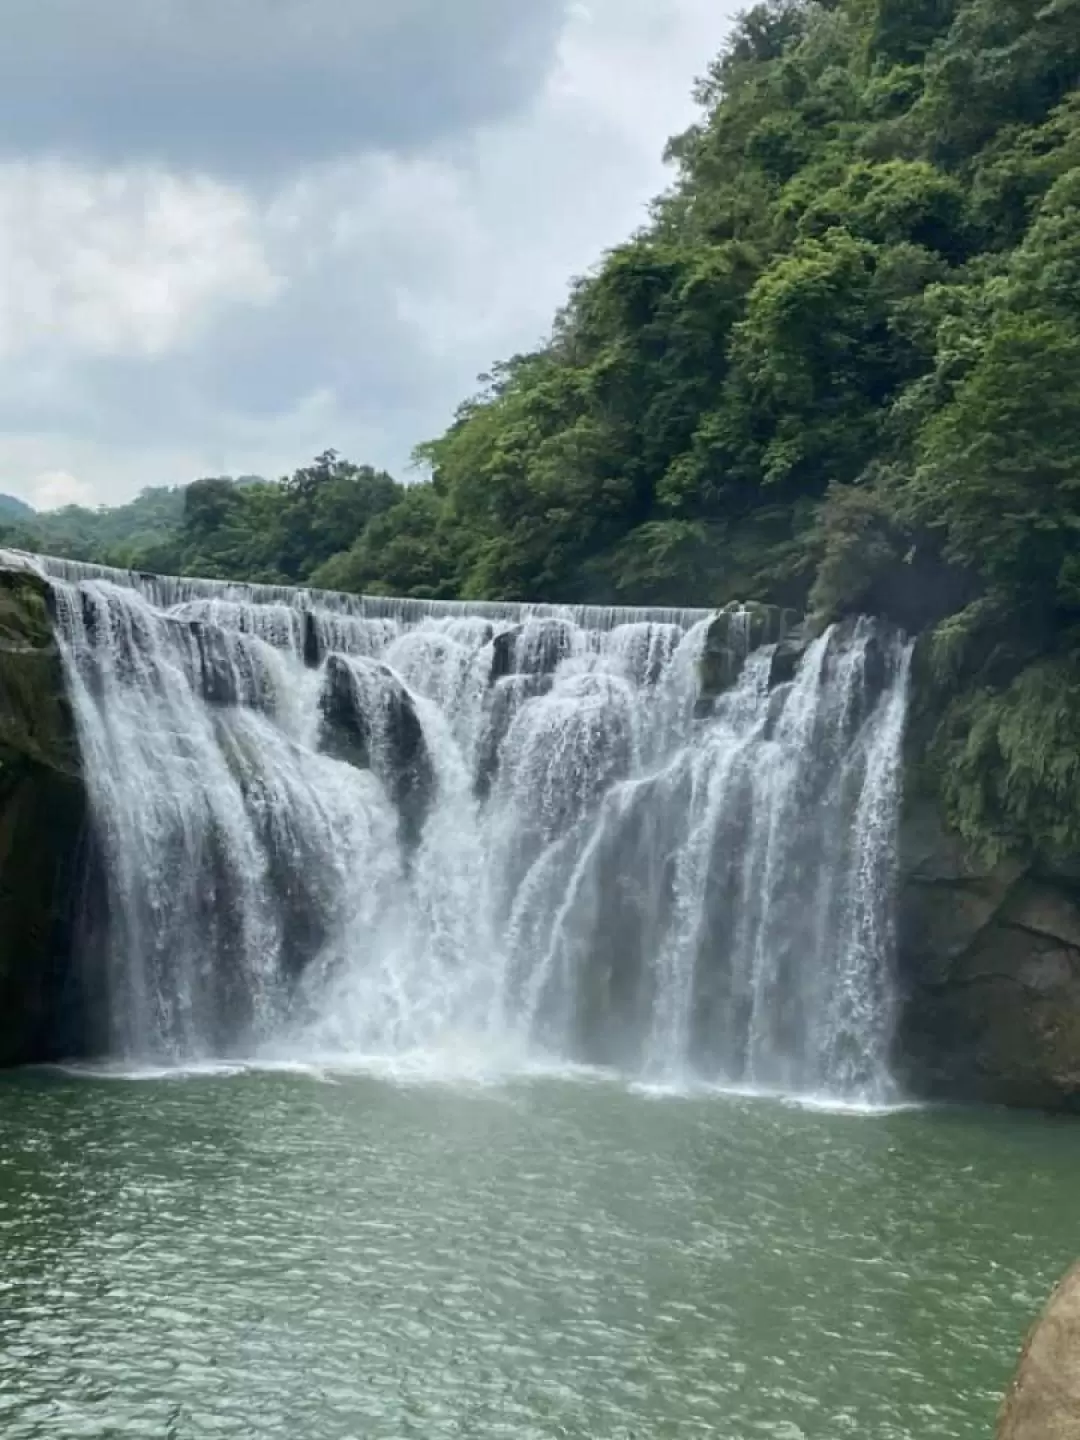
left=5, top=0, right=1080, bottom=859
left=0, top=459, right=398, bottom=586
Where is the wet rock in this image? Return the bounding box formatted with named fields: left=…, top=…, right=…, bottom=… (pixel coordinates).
left=699, top=611, right=748, bottom=708
left=319, top=654, right=375, bottom=770
left=0, top=759, right=96, bottom=1064
left=0, top=564, right=96, bottom=1064
left=474, top=674, right=553, bottom=801
left=165, top=618, right=275, bottom=714
left=860, top=626, right=890, bottom=707
left=188, top=621, right=250, bottom=709
left=490, top=628, right=519, bottom=684
left=189, top=621, right=232, bottom=707
left=894, top=803, right=1080, bottom=1111
left=303, top=611, right=321, bottom=669
left=769, top=636, right=807, bottom=689
left=489, top=620, right=574, bottom=684
left=745, top=601, right=800, bottom=650
left=1004, top=885, right=1080, bottom=952
left=998, top=1263, right=1080, bottom=1438
left=698, top=605, right=806, bottom=711
left=319, top=654, right=435, bottom=850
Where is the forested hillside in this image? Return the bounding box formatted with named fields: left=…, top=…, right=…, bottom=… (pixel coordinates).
left=0, top=460, right=396, bottom=583
left=0, top=485, right=186, bottom=568
left=5, top=0, right=1080, bottom=860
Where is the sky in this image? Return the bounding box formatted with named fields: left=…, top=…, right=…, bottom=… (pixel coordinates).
left=0, top=0, right=738, bottom=511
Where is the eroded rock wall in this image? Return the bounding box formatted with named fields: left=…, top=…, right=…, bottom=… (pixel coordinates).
left=895, top=804, right=1080, bottom=1110
left=0, top=564, right=95, bottom=1064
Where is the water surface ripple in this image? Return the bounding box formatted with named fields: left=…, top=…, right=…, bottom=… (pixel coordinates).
left=0, top=1071, right=1076, bottom=1439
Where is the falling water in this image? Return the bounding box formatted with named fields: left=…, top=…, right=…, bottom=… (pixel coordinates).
left=9, top=551, right=911, bottom=1101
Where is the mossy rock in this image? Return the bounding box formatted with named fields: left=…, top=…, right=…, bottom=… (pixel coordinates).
left=0, top=567, right=79, bottom=778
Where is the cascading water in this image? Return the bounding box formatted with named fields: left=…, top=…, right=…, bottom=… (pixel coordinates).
left=10, top=551, right=911, bottom=1101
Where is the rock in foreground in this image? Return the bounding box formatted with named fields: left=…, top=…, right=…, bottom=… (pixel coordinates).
left=999, top=1264, right=1080, bottom=1438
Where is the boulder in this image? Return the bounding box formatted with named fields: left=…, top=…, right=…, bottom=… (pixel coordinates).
left=998, top=1263, right=1080, bottom=1439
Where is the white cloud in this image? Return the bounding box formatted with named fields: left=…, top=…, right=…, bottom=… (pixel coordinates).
left=0, top=0, right=740, bottom=512
left=0, top=163, right=278, bottom=360
left=30, top=469, right=97, bottom=510
left=373, top=0, right=737, bottom=362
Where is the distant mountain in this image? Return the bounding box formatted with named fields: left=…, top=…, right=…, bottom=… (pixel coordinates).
left=0, top=476, right=283, bottom=570
left=0, top=493, right=35, bottom=522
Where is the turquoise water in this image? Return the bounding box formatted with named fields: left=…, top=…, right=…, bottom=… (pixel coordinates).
left=0, top=1067, right=1076, bottom=1438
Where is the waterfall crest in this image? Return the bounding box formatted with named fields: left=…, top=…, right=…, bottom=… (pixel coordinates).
left=12, top=551, right=911, bottom=1101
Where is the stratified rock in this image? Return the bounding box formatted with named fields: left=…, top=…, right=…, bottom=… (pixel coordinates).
left=998, top=1263, right=1080, bottom=1439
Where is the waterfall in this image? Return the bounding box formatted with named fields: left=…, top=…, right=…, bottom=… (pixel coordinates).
left=11, top=551, right=911, bottom=1101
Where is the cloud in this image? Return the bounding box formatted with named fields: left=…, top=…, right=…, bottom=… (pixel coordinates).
left=0, top=163, right=277, bottom=360
left=30, top=469, right=97, bottom=510
left=0, top=0, right=569, bottom=178
left=0, top=0, right=739, bottom=511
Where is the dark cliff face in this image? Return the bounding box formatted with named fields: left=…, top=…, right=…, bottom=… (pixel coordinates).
left=890, top=638, right=1080, bottom=1113
left=894, top=802, right=1080, bottom=1111
left=0, top=565, right=99, bottom=1065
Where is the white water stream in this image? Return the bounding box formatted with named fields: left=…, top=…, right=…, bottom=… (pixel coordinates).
left=13, top=554, right=911, bottom=1101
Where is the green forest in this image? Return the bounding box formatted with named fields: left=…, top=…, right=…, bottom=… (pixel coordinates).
left=4, top=0, right=1080, bottom=860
